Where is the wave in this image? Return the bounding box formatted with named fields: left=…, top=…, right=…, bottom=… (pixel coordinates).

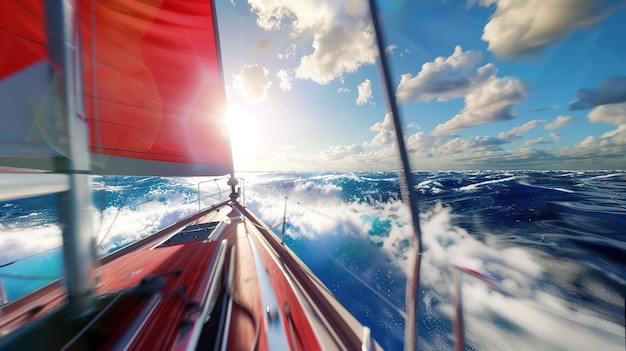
left=1, top=171, right=624, bottom=350
left=243, top=171, right=625, bottom=350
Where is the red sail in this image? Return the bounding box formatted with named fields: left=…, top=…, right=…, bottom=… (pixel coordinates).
left=0, top=0, right=233, bottom=176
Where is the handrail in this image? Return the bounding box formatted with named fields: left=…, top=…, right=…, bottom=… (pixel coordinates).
left=197, top=177, right=230, bottom=211
left=451, top=263, right=499, bottom=351
left=196, top=177, right=246, bottom=211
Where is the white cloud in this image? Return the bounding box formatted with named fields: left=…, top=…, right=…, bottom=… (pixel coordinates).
left=321, top=144, right=364, bottom=161
left=232, top=65, right=272, bottom=104
left=365, top=112, right=395, bottom=147
left=337, top=87, right=350, bottom=93
left=477, top=0, right=609, bottom=59
left=278, top=43, right=297, bottom=60
left=524, top=137, right=551, bottom=146
left=406, top=132, right=442, bottom=152
left=365, top=114, right=432, bottom=149
left=498, top=120, right=545, bottom=141
left=364, top=132, right=392, bottom=147
left=601, top=123, right=626, bottom=140
left=545, top=115, right=574, bottom=129
left=570, top=75, right=626, bottom=110
left=248, top=0, right=376, bottom=85
left=276, top=69, right=293, bottom=91
left=433, top=76, right=528, bottom=134
left=356, top=79, right=374, bottom=105
left=396, top=46, right=495, bottom=103
left=587, top=102, right=626, bottom=124
left=370, top=112, right=395, bottom=133
left=395, top=46, right=527, bottom=134
left=550, top=132, right=561, bottom=142
left=296, top=21, right=376, bottom=84
left=433, top=136, right=505, bottom=154
left=564, top=124, right=626, bottom=160
left=385, top=45, right=398, bottom=54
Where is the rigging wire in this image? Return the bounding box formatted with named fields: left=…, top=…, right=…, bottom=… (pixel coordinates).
left=368, top=1, right=424, bottom=350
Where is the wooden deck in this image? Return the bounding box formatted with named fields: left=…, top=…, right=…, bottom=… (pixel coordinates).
left=0, top=201, right=377, bottom=350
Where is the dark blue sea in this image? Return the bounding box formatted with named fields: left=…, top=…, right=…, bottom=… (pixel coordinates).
left=1, top=171, right=625, bottom=350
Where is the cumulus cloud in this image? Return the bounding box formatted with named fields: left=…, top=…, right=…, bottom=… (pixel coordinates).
left=248, top=0, right=376, bottom=85
left=588, top=102, right=626, bottom=124
left=477, top=0, right=609, bottom=59
left=396, top=46, right=495, bottom=103
left=232, top=65, right=272, bottom=104
left=321, top=144, right=364, bottom=161
left=396, top=46, right=527, bottom=134
left=385, top=45, right=398, bottom=54
left=545, top=115, right=575, bottom=129
left=524, top=137, right=551, bottom=146
left=564, top=124, right=626, bottom=160
left=370, top=112, right=395, bottom=133
left=405, top=132, right=437, bottom=153
left=400, top=130, right=506, bottom=157
left=365, top=113, right=426, bottom=149
left=365, top=112, right=395, bottom=147
left=365, top=132, right=394, bottom=148
left=356, top=79, right=374, bottom=105
left=278, top=44, right=297, bottom=60
left=433, top=76, right=528, bottom=134
left=276, top=69, right=293, bottom=91
left=296, top=21, right=376, bottom=84
left=498, top=120, right=545, bottom=141
left=433, top=136, right=505, bottom=154
left=570, top=75, right=626, bottom=110
left=337, top=87, right=350, bottom=93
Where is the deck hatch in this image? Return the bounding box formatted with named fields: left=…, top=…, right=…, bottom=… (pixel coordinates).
left=157, top=222, right=221, bottom=247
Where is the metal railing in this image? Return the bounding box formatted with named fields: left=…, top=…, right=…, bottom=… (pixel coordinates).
left=197, top=177, right=230, bottom=211
left=196, top=177, right=246, bottom=212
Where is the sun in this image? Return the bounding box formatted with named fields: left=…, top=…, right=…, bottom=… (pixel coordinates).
left=226, top=104, right=259, bottom=162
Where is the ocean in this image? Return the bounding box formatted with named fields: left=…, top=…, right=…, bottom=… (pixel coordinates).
left=1, top=171, right=624, bottom=350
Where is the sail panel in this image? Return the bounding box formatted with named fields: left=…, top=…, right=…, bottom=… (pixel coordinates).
left=82, top=0, right=233, bottom=176
left=0, top=0, right=233, bottom=176
left=0, top=1, right=47, bottom=79
left=0, top=1, right=70, bottom=171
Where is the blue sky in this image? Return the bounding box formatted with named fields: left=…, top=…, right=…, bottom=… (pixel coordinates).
left=215, top=0, right=626, bottom=171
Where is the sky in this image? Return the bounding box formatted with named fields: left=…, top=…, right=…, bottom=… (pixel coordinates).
left=215, top=0, right=626, bottom=171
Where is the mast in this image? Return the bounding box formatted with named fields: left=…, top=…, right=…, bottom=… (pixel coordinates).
left=210, top=0, right=238, bottom=201
left=45, top=0, right=97, bottom=315
left=368, top=1, right=424, bottom=350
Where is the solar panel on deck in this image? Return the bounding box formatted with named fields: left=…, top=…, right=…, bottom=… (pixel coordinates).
left=157, top=222, right=220, bottom=247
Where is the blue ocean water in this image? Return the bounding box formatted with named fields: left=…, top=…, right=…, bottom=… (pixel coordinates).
left=1, top=171, right=624, bottom=350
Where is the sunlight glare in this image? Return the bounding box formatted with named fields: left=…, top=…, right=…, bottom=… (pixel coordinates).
left=226, top=104, right=259, bottom=162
